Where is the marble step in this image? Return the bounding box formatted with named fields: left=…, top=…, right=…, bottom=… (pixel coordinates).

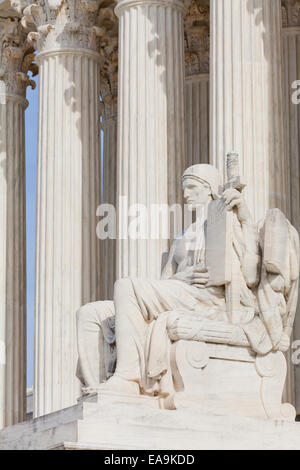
left=1, top=394, right=300, bottom=450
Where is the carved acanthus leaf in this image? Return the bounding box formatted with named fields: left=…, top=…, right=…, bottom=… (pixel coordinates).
left=282, top=0, right=300, bottom=27
left=184, top=0, right=209, bottom=76
left=98, top=3, right=118, bottom=121
left=0, top=16, right=36, bottom=95
left=21, top=0, right=115, bottom=53
left=9, top=0, right=31, bottom=15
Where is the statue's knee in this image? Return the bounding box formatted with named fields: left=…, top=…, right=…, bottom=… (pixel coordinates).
left=114, top=278, right=132, bottom=297
left=76, top=303, right=96, bottom=325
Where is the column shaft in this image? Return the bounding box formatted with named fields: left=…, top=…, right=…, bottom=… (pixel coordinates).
left=210, top=0, right=288, bottom=222
left=116, top=0, right=186, bottom=280
left=185, top=75, right=209, bottom=166
left=184, top=0, right=210, bottom=167
left=99, top=9, right=118, bottom=301
left=22, top=0, right=104, bottom=417
left=0, top=15, right=33, bottom=428
left=101, top=117, right=117, bottom=300
left=282, top=26, right=300, bottom=412
left=0, top=94, right=27, bottom=428
left=34, top=51, right=101, bottom=416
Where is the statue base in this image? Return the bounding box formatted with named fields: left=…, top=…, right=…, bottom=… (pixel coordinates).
left=165, top=341, right=296, bottom=421
left=1, top=391, right=300, bottom=450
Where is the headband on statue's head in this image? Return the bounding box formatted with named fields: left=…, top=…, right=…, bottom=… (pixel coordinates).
left=182, top=164, right=221, bottom=200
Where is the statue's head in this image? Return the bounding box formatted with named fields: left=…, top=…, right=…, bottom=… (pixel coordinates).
left=182, top=164, right=221, bottom=210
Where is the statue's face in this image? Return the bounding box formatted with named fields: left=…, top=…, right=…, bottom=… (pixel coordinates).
left=182, top=177, right=212, bottom=209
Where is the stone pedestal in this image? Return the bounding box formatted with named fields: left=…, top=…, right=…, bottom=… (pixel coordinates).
left=210, top=0, right=288, bottom=222
left=1, top=392, right=300, bottom=450
left=22, top=1, right=103, bottom=417
left=115, top=0, right=187, bottom=280
left=167, top=340, right=295, bottom=421
left=0, top=15, right=34, bottom=428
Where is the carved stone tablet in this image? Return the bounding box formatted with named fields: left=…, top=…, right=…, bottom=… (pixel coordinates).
left=205, top=198, right=233, bottom=286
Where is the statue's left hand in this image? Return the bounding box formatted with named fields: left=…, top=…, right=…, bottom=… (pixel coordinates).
left=276, top=332, right=290, bottom=352
left=167, top=316, right=197, bottom=341
left=223, top=188, right=252, bottom=224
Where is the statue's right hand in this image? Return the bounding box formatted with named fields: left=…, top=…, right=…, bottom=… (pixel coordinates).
left=172, top=264, right=209, bottom=286
left=190, top=265, right=209, bottom=287
left=172, top=266, right=194, bottom=283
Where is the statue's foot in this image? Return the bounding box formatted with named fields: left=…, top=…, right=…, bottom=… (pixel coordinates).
left=92, top=375, right=140, bottom=395
left=82, top=386, right=99, bottom=396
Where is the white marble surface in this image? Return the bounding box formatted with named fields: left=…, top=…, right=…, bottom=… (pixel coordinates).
left=99, top=4, right=118, bottom=300
left=282, top=13, right=300, bottom=411
left=0, top=11, right=33, bottom=428
left=20, top=1, right=106, bottom=418
left=210, top=0, right=288, bottom=223
left=115, top=0, right=187, bottom=280
left=1, top=395, right=300, bottom=450
left=184, top=0, right=210, bottom=167
left=185, top=75, right=209, bottom=167
left=77, top=161, right=299, bottom=426
left=0, top=0, right=299, bottom=440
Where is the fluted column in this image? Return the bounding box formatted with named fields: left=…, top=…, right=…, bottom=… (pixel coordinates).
left=99, top=7, right=118, bottom=301
left=115, top=0, right=186, bottom=280
left=210, top=0, right=288, bottom=222
left=0, top=16, right=34, bottom=428
left=282, top=0, right=300, bottom=413
left=23, top=1, right=103, bottom=417
left=100, top=115, right=117, bottom=300
left=185, top=76, right=209, bottom=166
left=184, top=0, right=210, bottom=166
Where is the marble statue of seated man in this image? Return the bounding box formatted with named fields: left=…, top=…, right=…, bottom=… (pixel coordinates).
left=76, top=162, right=299, bottom=404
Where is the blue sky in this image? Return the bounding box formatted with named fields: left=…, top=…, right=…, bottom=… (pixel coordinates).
left=25, top=76, right=38, bottom=388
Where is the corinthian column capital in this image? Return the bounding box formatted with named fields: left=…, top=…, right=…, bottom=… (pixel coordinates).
left=9, top=0, right=31, bottom=15
left=184, top=0, right=209, bottom=77
left=98, top=5, right=118, bottom=122
left=21, top=0, right=114, bottom=54
left=282, top=0, right=300, bottom=28
left=0, top=16, right=36, bottom=97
